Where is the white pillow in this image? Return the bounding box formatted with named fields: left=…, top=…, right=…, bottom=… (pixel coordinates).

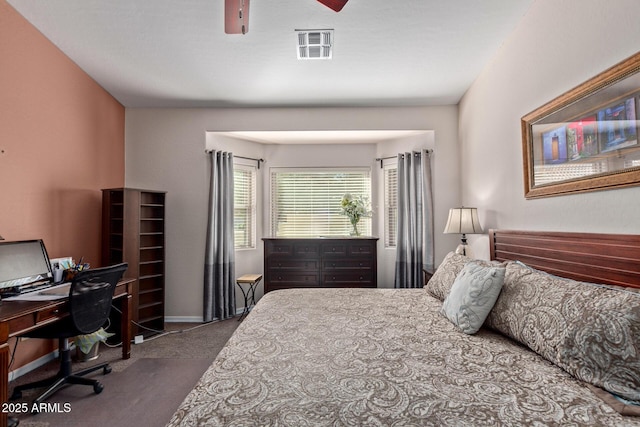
left=441, top=262, right=505, bottom=334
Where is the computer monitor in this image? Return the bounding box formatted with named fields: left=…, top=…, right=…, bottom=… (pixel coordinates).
left=0, top=240, right=53, bottom=290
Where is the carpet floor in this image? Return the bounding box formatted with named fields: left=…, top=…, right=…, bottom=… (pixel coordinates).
left=10, top=318, right=241, bottom=427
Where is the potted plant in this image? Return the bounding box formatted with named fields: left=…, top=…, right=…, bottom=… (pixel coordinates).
left=340, top=194, right=372, bottom=236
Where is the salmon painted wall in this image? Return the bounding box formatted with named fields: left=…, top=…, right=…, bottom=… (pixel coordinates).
left=0, top=0, right=125, bottom=369
left=0, top=0, right=125, bottom=262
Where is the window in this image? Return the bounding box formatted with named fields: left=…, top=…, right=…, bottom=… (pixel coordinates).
left=384, top=163, right=398, bottom=247
left=234, top=164, right=257, bottom=249
left=271, top=168, right=371, bottom=237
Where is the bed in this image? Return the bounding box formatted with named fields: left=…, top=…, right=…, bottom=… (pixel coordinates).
left=168, top=230, right=640, bottom=426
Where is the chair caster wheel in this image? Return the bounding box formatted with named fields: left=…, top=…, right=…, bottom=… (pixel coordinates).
left=103, top=365, right=112, bottom=375
left=94, top=382, right=104, bottom=394
left=9, top=389, right=21, bottom=400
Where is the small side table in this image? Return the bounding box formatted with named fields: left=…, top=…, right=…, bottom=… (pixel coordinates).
left=236, top=274, right=262, bottom=321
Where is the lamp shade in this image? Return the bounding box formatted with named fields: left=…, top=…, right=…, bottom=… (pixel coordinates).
left=443, top=207, right=483, bottom=235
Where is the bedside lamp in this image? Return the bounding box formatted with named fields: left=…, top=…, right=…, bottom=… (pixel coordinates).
left=443, top=207, right=483, bottom=256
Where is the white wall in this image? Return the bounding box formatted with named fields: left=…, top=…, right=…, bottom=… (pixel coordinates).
left=459, top=0, right=640, bottom=260
left=125, top=107, right=459, bottom=319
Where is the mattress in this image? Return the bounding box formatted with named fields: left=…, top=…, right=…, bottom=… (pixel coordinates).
left=168, top=288, right=640, bottom=426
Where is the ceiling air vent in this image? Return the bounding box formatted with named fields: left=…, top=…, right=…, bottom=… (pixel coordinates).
left=296, top=29, right=333, bottom=60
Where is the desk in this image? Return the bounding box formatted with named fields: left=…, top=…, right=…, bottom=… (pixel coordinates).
left=0, top=278, right=135, bottom=427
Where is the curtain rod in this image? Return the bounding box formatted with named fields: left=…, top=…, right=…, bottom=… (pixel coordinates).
left=375, top=149, right=432, bottom=168
left=205, top=150, right=264, bottom=169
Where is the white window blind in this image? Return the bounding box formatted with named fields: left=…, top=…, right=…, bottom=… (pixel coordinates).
left=234, top=164, right=257, bottom=249
left=384, top=163, right=398, bottom=247
left=271, top=168, right=371, bottom=237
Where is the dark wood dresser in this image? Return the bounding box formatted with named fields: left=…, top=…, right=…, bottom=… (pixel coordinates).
left=263, top=237, right=378, bottom=293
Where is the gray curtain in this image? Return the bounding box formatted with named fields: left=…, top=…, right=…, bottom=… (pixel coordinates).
left=394, top=150, right=434, bottom=288
left=204, top=150, right=236, bottom=322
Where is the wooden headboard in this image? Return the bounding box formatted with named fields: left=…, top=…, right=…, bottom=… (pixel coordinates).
left=489, top=229, right=640, bottom=289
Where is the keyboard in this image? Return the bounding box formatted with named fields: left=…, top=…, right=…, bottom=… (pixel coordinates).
left=37, top=282, right=71, bottom=296
left=2, top=282, right=70, bottom=301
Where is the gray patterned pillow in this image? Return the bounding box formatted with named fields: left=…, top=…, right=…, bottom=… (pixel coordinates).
left=425, top=251, right=501, bottom=301
left=486, top=260, right=640, bottom=401
left=441, top=262, right=505, bottom=334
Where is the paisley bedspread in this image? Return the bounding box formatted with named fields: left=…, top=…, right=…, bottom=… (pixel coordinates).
left=167, top=288, right=640, bottom=426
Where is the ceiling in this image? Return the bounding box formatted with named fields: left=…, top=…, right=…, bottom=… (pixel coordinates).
left=8, top=0, right=533, bottom=109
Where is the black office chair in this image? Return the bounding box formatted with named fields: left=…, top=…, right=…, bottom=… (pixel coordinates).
left=10, top=262, right=128, bottom=406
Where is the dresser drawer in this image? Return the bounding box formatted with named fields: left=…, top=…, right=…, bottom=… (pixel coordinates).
left=266, top=241, right=294, bottom=256
left=294, top=243, right=320, bottom=257
left=323, top=259, right=373, bottom=270
left=269, top=272, right=320, bottom=285
left=321, top=243, right=347, bottom=256
left=268, top=259, right=320, bottom=271
left=323, top=272, right=373, bottom=285
left=348, top=242, right=376, bottom=256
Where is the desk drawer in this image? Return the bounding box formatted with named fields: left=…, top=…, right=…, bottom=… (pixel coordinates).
left=8, top=304, right=67, bottom=336
left=35, top=305, right=65, bottom=323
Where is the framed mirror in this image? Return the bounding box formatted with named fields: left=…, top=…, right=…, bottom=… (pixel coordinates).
left=522, top=51, right=640, bottom=199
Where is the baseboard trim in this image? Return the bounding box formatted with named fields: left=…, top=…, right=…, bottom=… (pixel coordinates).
left=165, top=316, right=203, bottom=323
left=165, top=308, right=245, bottom=324
left=9, top=349, right=59, bottom=381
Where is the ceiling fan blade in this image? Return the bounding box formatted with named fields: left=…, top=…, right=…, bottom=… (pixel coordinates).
left=225, top=0, right=250, bottom=34
left=317, top=0, right=349, bottom=12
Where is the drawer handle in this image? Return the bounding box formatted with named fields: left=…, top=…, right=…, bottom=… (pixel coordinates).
left=359, top=276, right=363, bottom=280
left=332, top=247, right=336, bottom=252
left=53, top=309, right=59, bottom=314
left=332, top=276, right=336, bottom=280
left=278, top=276, right=282, bottom=280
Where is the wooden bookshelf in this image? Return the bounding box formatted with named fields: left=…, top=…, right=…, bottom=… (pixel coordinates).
left=102, top=188, right=166, bottom=337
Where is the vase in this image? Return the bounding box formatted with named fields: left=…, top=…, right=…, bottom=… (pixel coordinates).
left=350, top=221, right=360, bottom=236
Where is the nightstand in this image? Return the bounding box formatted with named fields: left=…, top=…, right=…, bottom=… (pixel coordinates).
left=236, top=274, right=262, bottom=321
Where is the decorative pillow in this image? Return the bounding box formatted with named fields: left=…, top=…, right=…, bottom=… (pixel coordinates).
left=441, top=262, right=505, bottom=334
left=486, top=260, right=640, bottom=402
left=425, top=251, right=501, bottom=301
